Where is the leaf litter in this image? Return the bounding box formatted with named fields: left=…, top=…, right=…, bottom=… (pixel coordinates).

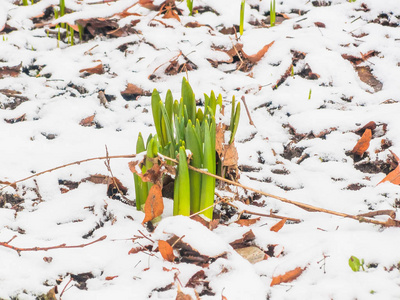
left=1, top=0, right=400, bottom=299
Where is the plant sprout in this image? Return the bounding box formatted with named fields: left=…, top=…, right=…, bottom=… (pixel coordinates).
left=135, top=78, right=239, bottom=220
left=186, top=0, right=193, bottom=16
left=240, top=0, right=245, bottom=35
left=270, top=0, right=276, bottom=27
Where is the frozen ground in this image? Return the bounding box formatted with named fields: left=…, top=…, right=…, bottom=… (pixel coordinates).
left=1, top=0, right=400, bottom=299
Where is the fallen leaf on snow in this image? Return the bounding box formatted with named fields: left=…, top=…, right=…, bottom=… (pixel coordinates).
left=79, top=114, right=95, bottom=127
left=378, top=151, right=400, bottom=185
left=121, top=83, right=151, bottom=100
left=235, top=217, right=260, bottom=226
left=0, top=63, right=22, bottom=79
left=79, top=63, right=104, bottom=75
left=158, top=240, right=175, bottom=262
left=355, top=66, right=383, bottom=92
left=142, top=185, right=164, bottom=224
left=351, top=128, right=372, bottom=156
left=235, top=246, right=267, bottom=264
left=270, top=218, right=288, bottom=232
left=270, top=266, right=306, bottom=286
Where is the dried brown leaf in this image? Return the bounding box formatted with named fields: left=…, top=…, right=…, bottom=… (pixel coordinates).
left=79, top=63, right=104, bottom=75
left=270, top=218, right=287, bottom=232
left=142, top=185, right=164, bottom=224
left=270, top=266, right=305, bottom=286
left=355, top=66, right=382, bottom=92
left=79, top=114, right=95, bottom=127
left=0, top=63, right=22, bottom=79
left=235, top=246, right=266, bottom=264
left=235, top=217, right=260, bottom=226
left=351, top=128, right=372, bottom=156
left=4, top=113, right=26, bottom=124
left=223, top=142, right=239, bottom=167
left=245, top=41, right=275, bottom=64
left=158, top=240, right=175, bottom=262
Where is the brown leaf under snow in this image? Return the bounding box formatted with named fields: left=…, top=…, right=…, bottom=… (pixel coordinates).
left=235, top=246, right=266, bottom=264
left=270, top=218, right=288, bottom=232
left=355, top=66, right=383, bottom=92
left=235, top=217, right=260, bottom=226
left=79, top=114, right=95, bottom=127
left=107, top=177, right=128, bottom=198
left=158, top=240, right=175, bottom=262
left=270, top=266, right=306, bottom=286
left=4, top=113, right=26, bottom=124
left=229, top=230, right=256, bottom=249
left=211, top=42, right=274, bottom=72
left=378, top=151, right=400, bottom=185
left=351, top=128, right=372, bottom=156
left=355, top=121, right=376, bottom=135
left=121, top=83, right=150, bottom=100
left=0, top=63, right=22, bottom=79
left=79, top=63, right=104, bottom=75
left=142, top=184, right=164, bottom=224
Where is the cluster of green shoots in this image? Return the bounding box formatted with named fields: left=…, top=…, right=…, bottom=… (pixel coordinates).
left=135, top=78, right=240, bottom=220
left=53, top=0, right=83, bottom=47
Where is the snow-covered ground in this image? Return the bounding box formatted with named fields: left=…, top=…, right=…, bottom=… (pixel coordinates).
left=1, top=0, right=400, bottom=298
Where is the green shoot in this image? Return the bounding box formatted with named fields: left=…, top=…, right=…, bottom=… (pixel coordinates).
left=308, top=88, right=312, bottom=100
left=186, top=0, right=193, bottom=16
left=270, top=0, right=276, bottom=27
left=69, top=26, right=74, bottom=46
left=240, top=0, right=245, bottom=35
left=291, top=65, right=294, bottom=77
left=22, top=0, right=28, bottom=5
left=60, top=0, right=65, bottom=17
left=78, top=24, right=84, bottom=42
left=349, top=256, right=365, bottom=272
left=174, top=147, right=191, bottom=216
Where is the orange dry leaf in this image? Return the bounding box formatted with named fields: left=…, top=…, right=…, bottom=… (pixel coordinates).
left=142, top=185, right=164, bottom=224
left=79, top=114, right=95, bottom=126
left=235, top=217, right=261, bottom=226
left=79, top=63, right=104, bottom=75
left=378, top=151, right=400, bottom=185
left=270, top=218, right=287, bottom=232
left=158, top=240, right=175, bottom=262
left=246, top=41, right=275, bottom=64
left=105, top=276, right=118, bottom=280
left=270, top=266, right=305, bottom=286
left=351, top=128, right=372, bottom=156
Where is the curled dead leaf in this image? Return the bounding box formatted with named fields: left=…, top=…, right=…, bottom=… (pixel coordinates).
left=105, top=275, right=118, bottom=281
left=121, top=83, right=151, bottom=100
left=158, top=240, right=175, bottom=262
left=355, top=66, right=382, bottom=93
left=270, top=218, right=287, bottom=232
left=0, top=63, right=22, bottom=79
left=351, top=128, right=372, bottom=156
left=142, top=185, right=164, bottom=224
left=79, top=63, right=104, bottom=75
left=235, top=217, right=260, bottom=226
left=270, top=266, right=306, bottom=286
left=79, top=114, right=95, bottom=127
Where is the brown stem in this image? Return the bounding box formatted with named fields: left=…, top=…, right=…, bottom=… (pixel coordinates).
left=0, top=154, right=137, bottom=191
left=241, top=96, right=255, bottom=127
left=0, top=235, right=106, bottom=255
left=159, top=155, right=394, bottom=227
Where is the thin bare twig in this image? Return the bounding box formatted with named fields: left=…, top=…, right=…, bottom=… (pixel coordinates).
left=241, top=95, right=255, bottom=127
left=159, top=154, right=396, bottom=227
left=104, top=146, right=135, bottom=205
left=0, top=235, right=107, bottom=256
left=0, top=154, right=137, bottom=191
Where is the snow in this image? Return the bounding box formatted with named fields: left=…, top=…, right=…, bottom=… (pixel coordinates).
left=0, top=0, right=400, bottom=298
